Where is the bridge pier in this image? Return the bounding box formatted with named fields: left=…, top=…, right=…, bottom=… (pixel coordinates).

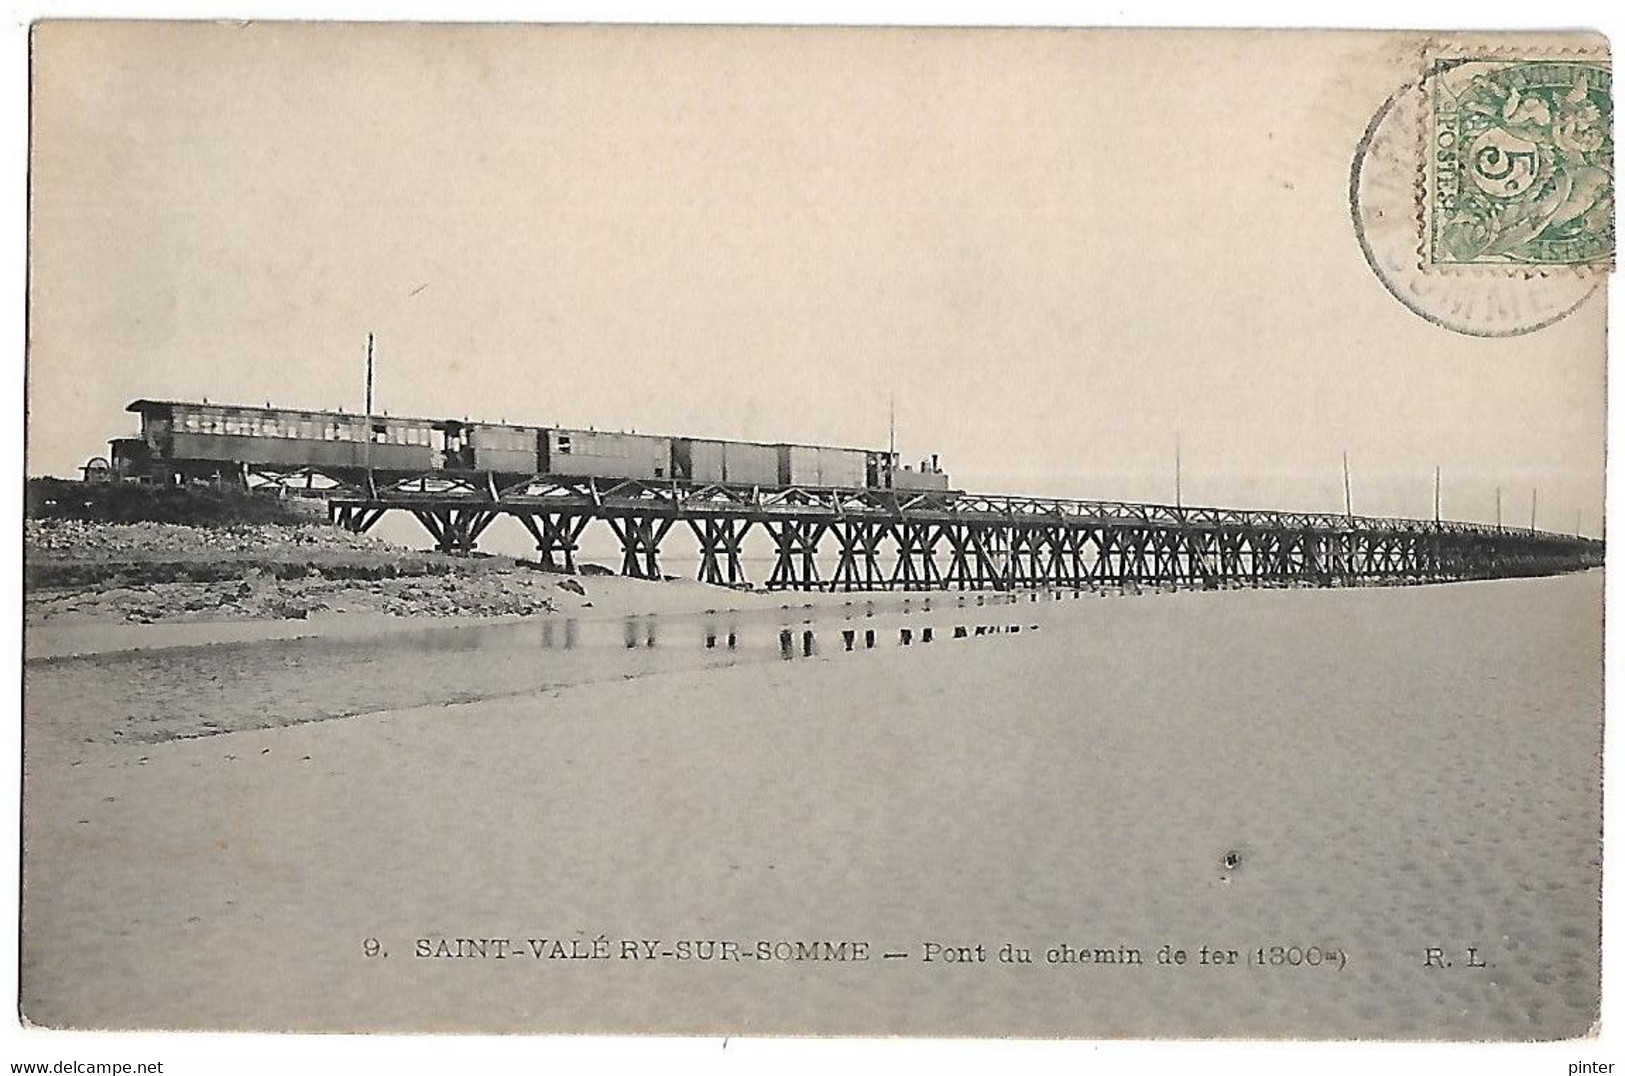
left=766, top=520, right=828, bottom=591
left=607, top=515, right=673, bottom=580
left=688, top=517, right=752, bottom=586
left=411, top=506, right=497, bottom=554
left=330, top=503, right=385, bottom=535
left=515, top=511, right=590, bottom=573
left=831, top=520, right=886, bottom=591
left=890, top=521, right=945, bottom=590
left=940, top=523, right=974, bottom=589
left=977, top=526, right=1016, bottom=590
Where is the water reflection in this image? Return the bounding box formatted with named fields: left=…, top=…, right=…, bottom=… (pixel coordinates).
left=193, top=588, right=1080, bottom=682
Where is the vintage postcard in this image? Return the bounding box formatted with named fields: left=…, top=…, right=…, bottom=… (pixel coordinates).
left=19, top=22, right=1609, bottom=1040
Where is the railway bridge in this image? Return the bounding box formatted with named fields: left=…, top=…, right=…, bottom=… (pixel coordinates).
left=324, top=473, right=1604, bottom=591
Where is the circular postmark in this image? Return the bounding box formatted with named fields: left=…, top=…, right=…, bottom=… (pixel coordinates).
left=1349, top=79, right=1602, bottom=338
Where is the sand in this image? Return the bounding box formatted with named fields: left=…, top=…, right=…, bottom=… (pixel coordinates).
left=19, top=571, right=1603, bottom=1038
left=22, top=573, right=869, bottom=662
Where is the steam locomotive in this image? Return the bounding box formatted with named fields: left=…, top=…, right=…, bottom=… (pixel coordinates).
left=105, top=399, right=952, bottom=492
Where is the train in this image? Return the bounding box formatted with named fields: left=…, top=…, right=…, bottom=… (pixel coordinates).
left=104, top=399, right=953, bottom=493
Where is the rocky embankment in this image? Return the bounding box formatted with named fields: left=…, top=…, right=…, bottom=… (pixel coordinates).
left=24, top=519, right=564, bottom=623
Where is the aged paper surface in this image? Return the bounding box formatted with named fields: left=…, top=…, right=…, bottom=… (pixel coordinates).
left=21, top=22, right=1608, bottom=1039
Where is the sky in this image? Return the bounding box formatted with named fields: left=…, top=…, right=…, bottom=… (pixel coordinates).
left=25, top=23, right=1607, bottom=533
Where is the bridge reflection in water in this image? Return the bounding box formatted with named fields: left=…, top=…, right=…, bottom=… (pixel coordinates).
left=327, top=476, right=1603, bottom=591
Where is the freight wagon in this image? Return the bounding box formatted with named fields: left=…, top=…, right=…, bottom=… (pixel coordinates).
left=777, top=444, right=869, bottom=489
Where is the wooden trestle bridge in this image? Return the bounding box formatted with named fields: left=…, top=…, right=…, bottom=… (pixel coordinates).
left=323, top=473, right=1603, bottom=591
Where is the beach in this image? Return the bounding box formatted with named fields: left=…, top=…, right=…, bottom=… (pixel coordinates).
left=19, top=569, right=1604, bottom=1039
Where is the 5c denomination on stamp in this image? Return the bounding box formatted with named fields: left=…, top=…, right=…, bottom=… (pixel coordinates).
left=1427, top=56, right=1613, bottom=269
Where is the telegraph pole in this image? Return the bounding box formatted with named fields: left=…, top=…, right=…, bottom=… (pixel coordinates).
left=363, top=332, right=376, bottom=484
left=888, top=393, right=896, bottom=461
left=1342, top=452, right=1352, bottom=518
left=1175, top=434, right=1183, bottom=510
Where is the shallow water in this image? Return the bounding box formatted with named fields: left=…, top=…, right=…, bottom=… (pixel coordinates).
left=26, top=588, right=1103, bottom=745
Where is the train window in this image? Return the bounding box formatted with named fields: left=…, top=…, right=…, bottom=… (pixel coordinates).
left=557, top=433, right=572, bottom=455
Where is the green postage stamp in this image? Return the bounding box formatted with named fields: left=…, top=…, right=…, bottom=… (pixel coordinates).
left=1428, top=56, right=1613, bottom=268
